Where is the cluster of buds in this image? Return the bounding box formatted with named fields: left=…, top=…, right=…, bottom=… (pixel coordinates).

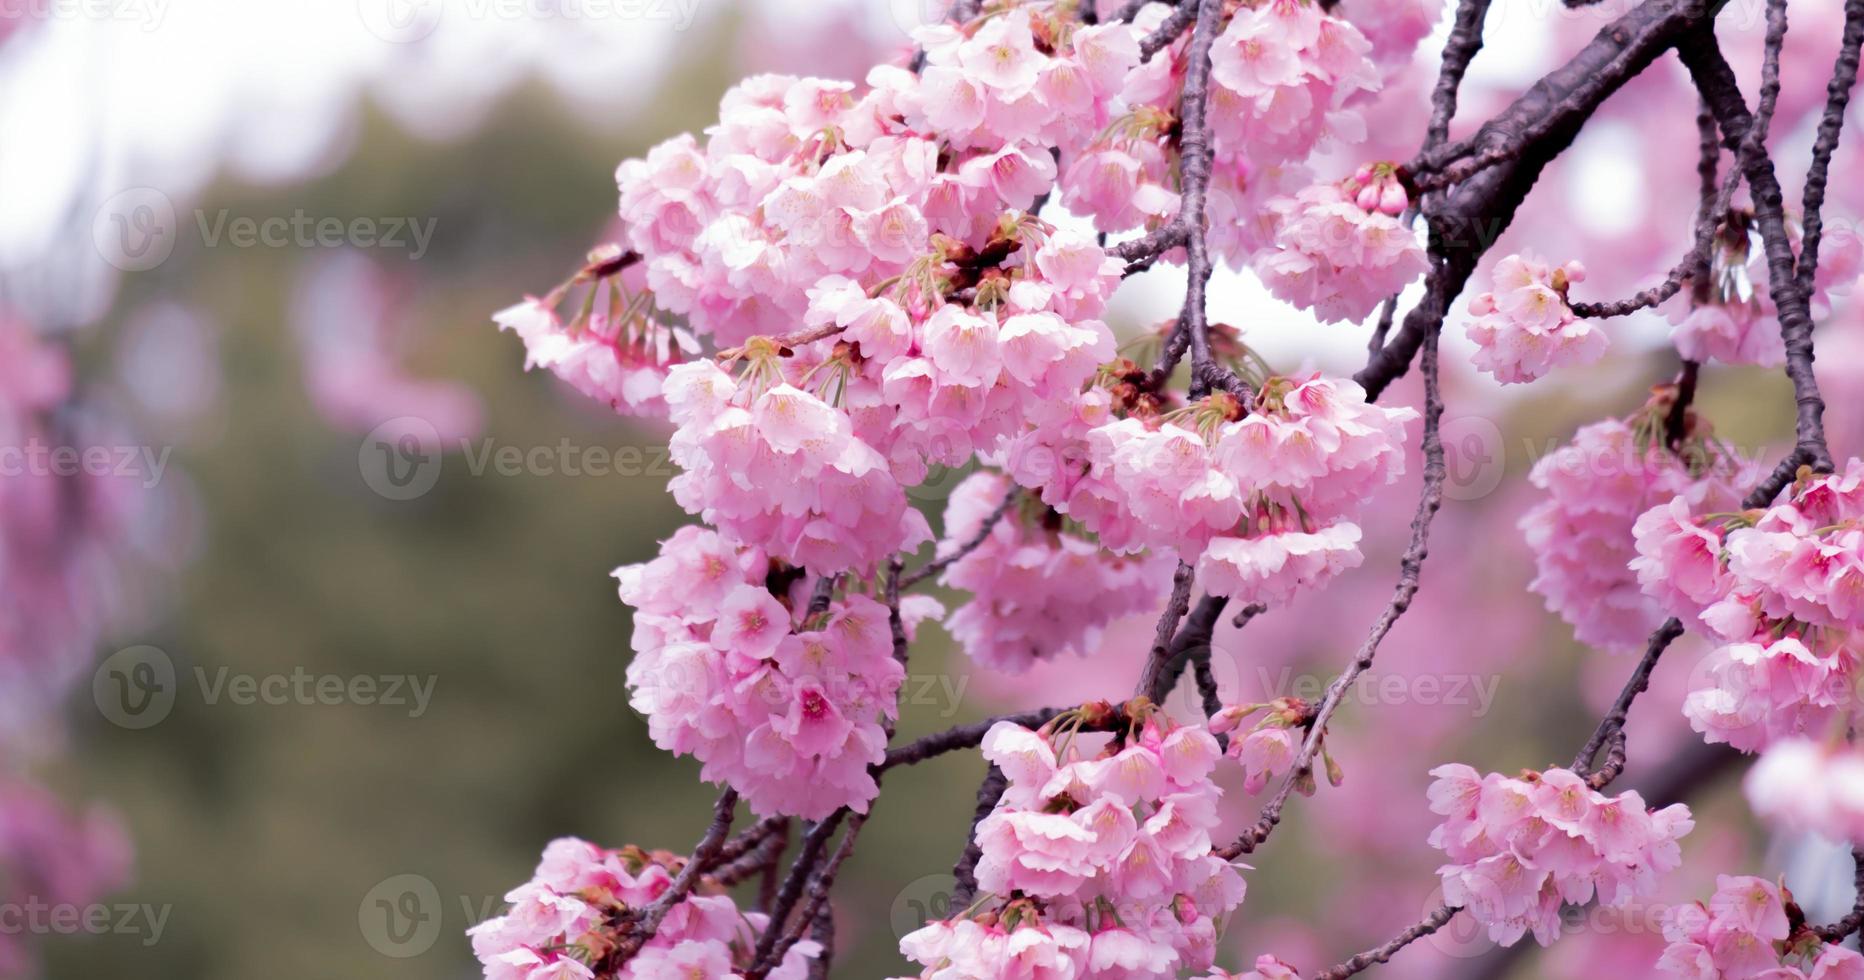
left=1346, top=162, right=1409, bottom=217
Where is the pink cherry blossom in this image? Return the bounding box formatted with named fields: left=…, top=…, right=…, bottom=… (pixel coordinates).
left=1464, top=253, right=1608, bottom=384
left=470, top=836, right=819, bottom=980
left=1523, top=408, right=1747, bottom=651
left=615, top=526, right=920, bottom=818
left=1656, top=875, right=1863, bottom=979
left=1254, top=177, right=1428, bottom=324
left=1428, top=764, right=1692, bottom=947
left=1746, top=738, right=1864, bottom=845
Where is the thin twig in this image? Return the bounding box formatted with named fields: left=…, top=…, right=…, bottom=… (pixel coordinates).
left=612, top=789, right=739, bottom=962
left=1795, top=0, right=1864, bottom=298
left=901, top=487, right=1019, bottom=589
left=1314, top=904, right=1464, bottom=980
left=1223, top=319, right=1447, bottom=859
left=1571, top=618, right=1684, bottom=789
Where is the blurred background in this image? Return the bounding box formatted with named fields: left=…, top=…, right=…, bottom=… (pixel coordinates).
left=3, top=0, right=1863, bottom=977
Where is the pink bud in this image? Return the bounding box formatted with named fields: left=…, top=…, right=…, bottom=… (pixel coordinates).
left=1378, top=180, right=1408, bottom=216
left=1561, top=260, right=1587, bottom=283
left=1355, top=185, right=1382, bottom=213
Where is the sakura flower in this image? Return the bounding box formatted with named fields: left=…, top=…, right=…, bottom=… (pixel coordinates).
left=1464, top=253, right=1608, bottom=384
left=1428, top=764, right=1692, bottom=947
left=937, top=471, right=1170, bottom=674
left=1655, top=875, right=1862, bottom=979
left=617, top=528, right=909, bottom=818
left=471, top=836, right=819, bottom=980
left=493, top=286, right=697, bottom=418
left=1523, top=407, right=1747, bottom=651
left=945, top=715, right=1245, bottom=977
left=1746, top=739, right=1864, bottom=845
left=1254, top=176, right=1428, bottom=324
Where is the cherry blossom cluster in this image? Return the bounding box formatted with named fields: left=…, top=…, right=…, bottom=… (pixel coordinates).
left=610, top=8, right=1142, bottom=351
left=1518, top=397, right=1748, bottom=651
left=1427, top=763, right=1694, bottom=947
left=1631, top=460, right=1864, bottom=751
left=662, top=358, right=932, bottom=575
left=1254, top=168, right=1428, bottom=324
left=1745, top=738, right=1864, bottom=846
left=468, top=836, right=820, bottom=980
left=494, top=248, right=699, bottom=416
left=1021, top=374, right=1412, bottom=608
left=1206, top=0, right=1380, bottom=168
left=615, top=525, right=939, bottom=819
left=1065, top=0, right=1379, bottom=252
left=1656, top=874, right=1864, bottom=979
left=1337, top=0, right=1444, bottom=71
left=1464, top=253, right=1607, bottom=384
left=894, top=711, right=1244, bottom=979
left=936, top=470, right=1169, bottom=674
left=1211, top=697, right=1326, bottom=795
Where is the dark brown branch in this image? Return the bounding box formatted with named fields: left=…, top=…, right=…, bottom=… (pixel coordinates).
left=1681, top=19, right=1836, bottom=500
left=1137, top=562, right=1198, bottom=702
left=1665, top=360, right=1700, bottom=450
left=749, top=813, right=868, bottom=979
left=951, top=764, right=1007, bottom=906
left=1426, top=0, right=1494, bottom=149
left=710, top=821, right=790, bottom=888
left=1367, top=294, right=1399, bottom=357
left=714, top=816, right=787, bottom=867
left=750, top=813, right=845, bottom=969
left=1571, top=617, right=1684, bottom=788
left=1145, top=594, right=1231, bottom=708
left=1814, top=848, right=1864, bottom=942
left=879, top=706, right=1073, bottom=771
left=1174, top=0, right=1232, bottom=397
left=1362, top=0, right=1723, bottom=401
left=1139, top=0, right=1197, bottom=60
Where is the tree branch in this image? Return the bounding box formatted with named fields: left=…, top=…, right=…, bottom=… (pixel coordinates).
left=1223, top=316, right=1447, bottom=859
